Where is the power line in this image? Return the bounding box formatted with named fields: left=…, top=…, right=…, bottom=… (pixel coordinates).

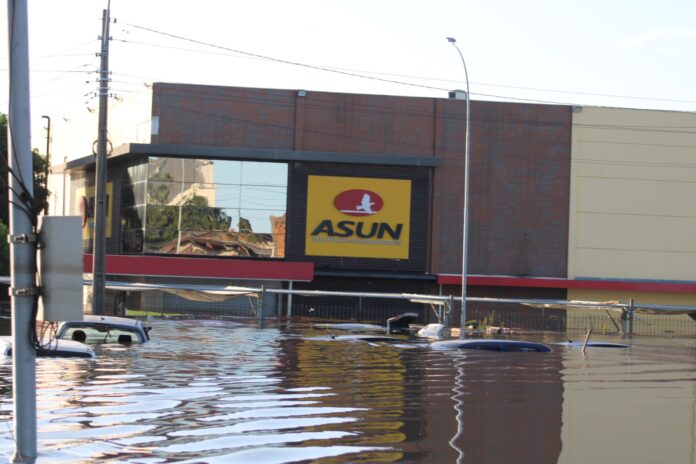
left=27, top=68, right=95, bottom=73
left=473, top=82, right=696, bottom=106
left=118, top=36, right=674, bottom=105
left=123, top=23, right=452, bottom=93
left=121, top=23, right=696, bottom=109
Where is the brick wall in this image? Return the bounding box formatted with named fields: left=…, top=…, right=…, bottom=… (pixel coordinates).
left=435, top=101, right=572, bottom=277
left=152, top=84, right=572, bottom=279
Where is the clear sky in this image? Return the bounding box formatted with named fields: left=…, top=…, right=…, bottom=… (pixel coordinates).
left=2, top=0, right=696, bottom=160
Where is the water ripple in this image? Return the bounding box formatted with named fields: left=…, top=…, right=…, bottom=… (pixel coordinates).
left=2, top=320, right=696, bottom=463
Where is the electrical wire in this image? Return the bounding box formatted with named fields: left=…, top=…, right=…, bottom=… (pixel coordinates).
left=120, top=23, right=696, bottom=110
left=120, top=39, right=696, bottom=106
left=107, top=70, right=696, bottom=135
left=123, top=23, right=449, bottom=93
left=0, top=159, right=35, bottom=217
left=29, top=38, right=678, bottom=110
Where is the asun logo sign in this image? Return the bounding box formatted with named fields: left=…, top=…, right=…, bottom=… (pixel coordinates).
left=305, top=176, right=411, bottom=259
left=334, top=189, right=384, bottom=216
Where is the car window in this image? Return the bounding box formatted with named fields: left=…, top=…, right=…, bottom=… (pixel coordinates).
left=63, top=326, right=141, bottom=344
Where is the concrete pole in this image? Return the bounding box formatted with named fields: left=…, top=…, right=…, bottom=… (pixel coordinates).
left=7, top=0, right=38, bottom=461
left=92, top=6, right=111, bottom=315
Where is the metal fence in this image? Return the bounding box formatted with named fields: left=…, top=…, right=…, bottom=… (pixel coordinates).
left=566, top=309, right=696, bottom=337
left=286, top=299, right=696, bottom=337
left=285, top=298, right=569, bottom=331
left=110, top=286, right=696, bottom=338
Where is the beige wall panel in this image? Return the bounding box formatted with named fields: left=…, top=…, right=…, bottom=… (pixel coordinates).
left=574, top=248, right=696, bottom=280
left=568, top=288, right=696, bottom=307
left=569, top=107, right=696, bottom=283
left=575, top=212, right=696, bottom=252
left=576, top=176, right=696, bottom=217
left=572, top=106, right=696, bottom=144
left=576, top=141, right=696, bottom=183
left=568, top=288, right=696, bottom=306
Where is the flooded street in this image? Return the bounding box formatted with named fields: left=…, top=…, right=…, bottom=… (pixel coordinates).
left=1, top=319, right=696, bottom=463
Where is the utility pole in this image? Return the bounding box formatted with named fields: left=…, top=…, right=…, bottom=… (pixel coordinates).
left=92, top=4, right=111, bottom=315
left=7, top=0, right=38, bottom=461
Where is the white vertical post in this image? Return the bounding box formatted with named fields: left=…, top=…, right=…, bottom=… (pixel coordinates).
left=286, top=281, right=293, bottom=318
left=259, top=285, right=266, bottom=327
left=7, top=0, right=38, bottom=461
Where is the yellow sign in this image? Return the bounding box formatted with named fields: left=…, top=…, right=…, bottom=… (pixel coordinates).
left=76, top=183, right=113, bottom=239
left=306, top=175, right=411, bottom=259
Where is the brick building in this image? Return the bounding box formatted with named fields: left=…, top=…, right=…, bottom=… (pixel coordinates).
left=58, top=83, right=696, bottom=328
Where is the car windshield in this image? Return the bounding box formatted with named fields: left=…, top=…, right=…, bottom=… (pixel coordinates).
left=62, top=325, right=141, bottom=344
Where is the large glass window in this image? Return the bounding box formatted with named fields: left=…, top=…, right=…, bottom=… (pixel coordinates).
left=120, top=158, right=148, bottom=253
left=121, top=157, right=288, bottom=258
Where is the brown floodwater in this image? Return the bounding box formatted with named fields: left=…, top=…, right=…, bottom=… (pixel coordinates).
left=1, top=318, right=696, bottom=463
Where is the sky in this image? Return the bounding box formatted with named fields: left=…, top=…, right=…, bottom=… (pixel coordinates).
left=2, top=0, right=696, bottom=160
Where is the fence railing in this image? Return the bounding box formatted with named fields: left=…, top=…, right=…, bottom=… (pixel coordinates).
left=103, top=280, right=696, bottom=337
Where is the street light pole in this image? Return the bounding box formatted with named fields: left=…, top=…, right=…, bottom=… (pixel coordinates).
left=447, top=37, right=471, bottom=338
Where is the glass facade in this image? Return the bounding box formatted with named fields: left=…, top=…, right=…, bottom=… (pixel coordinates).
left=120, top=157, right=287, bottom=258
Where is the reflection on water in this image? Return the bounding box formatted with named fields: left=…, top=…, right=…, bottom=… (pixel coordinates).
left=1, top=320, right=696, bottom=463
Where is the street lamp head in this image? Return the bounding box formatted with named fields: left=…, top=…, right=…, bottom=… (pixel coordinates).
left=446, top=37, right=456, bottom=43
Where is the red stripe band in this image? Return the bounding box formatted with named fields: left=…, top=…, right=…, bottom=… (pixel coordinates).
left=437, top=274, right=696, bottom=294
left=83, top=255, right=314, bottom=281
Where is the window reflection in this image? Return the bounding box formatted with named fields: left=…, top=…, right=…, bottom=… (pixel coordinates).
left=121, top=157, right=287, bottom=258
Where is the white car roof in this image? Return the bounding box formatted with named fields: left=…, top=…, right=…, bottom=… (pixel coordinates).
left=0, top=336, right=96, bottom=358
left=81, top=315, right=144, bottom=329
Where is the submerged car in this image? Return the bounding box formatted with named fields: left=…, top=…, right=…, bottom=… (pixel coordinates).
left=0, top=336, right=96, bottom=359
left=430, top=338, right=551, bottom=352
left=57, top=315, right=151, bottom=344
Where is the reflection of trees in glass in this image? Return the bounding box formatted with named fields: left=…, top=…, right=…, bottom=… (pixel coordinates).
left=238, top=217, right=252, bottom=233
left=121, top=171, right=136, bottom=209
left=120, top=159, right=149, bottom=254
left=235, top=216, right=271, bottom=247
left=136, top=157, right=286, bottom=258
left=145, top=207, right=176, bottom=244
left=180, top=195, right=232, bottom=231
left=147, top=174, right=174, bottom=204
left=145, top=194, right=232, bottom=250
left=145, top=177, right=174, bottom=245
